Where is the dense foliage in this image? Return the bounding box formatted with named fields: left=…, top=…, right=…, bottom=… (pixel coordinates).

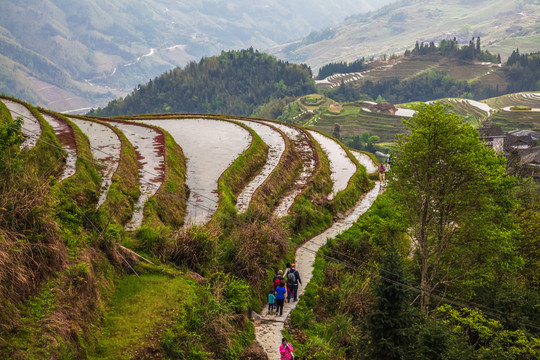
left=285, top=105, right=539, bottom=359
left=317, top=58, right=366, bottom=79
left=506, top=50, right=540, bottom=93
left=408, top=37, right=499, bottom=63
left=90, top=49, right=316, bottom=117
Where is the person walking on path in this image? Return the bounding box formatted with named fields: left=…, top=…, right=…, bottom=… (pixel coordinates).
left=275, top=280, right=287, bottom=316
left=273, top=270, right=284, bottom=290
left=286, top=263, right=302, bottom=302
left=268, top=291, right=276, bottom=314
left=279, top=338, right=294, bottom=360
left=379, top=162, right=386, bottom=183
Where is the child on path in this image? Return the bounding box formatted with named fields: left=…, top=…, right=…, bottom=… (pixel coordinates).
left=275, top=280, right=287, bottom=316
left=279, top=337, right=294, bottom=360
left=268, top=291, right=276, bottom=314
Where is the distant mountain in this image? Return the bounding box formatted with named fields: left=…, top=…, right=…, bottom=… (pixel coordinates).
left=90, top=49, right=316, bottom=117
left=271, top=0, right=540, bottom=70
left=0, top=0, right=392, bottom=112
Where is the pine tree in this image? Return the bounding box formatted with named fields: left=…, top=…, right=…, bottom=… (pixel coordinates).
left=364, top=245, right=415, bottom=360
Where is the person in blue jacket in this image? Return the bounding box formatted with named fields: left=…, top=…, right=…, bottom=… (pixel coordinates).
left=275, top=280, right=287, bottom=316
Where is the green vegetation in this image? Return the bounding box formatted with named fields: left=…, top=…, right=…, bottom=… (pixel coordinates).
left=90, top=49, right=316, bottom=117
left=285, top=105, right=539, bottom=359
left=89, top=274, right=192, bottom=360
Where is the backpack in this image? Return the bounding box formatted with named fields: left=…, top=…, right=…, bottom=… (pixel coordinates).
left=287, top=270, right=296, bottom=284
left=273, top=277, right=281, bottom=288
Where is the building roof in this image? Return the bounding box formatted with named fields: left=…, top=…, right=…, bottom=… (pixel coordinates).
left=478, top=126, right=504, bottom=138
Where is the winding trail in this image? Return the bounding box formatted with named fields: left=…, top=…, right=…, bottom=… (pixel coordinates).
left=234, top=120, right=285, bottom=213
left=254, top=156, right=380, bottom=359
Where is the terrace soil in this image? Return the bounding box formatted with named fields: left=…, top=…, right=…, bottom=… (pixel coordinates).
left=234, top=120, right=286, bottom=213
left=40, top=113, right=77, bottom=180
left=135, top=118, right=251, bottom=226
left=263, top=122, right=316, bottom=217
left=2, top=99, right=41, bottom=149
left=253, top=180, right=380, bottom=360
left=70, top=118, right=122, bottom=209
left=105, top=120, right=165, bottom=230
left=306, top=130, right=356, bottom=199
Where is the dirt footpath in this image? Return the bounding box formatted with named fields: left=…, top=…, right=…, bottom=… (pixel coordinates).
left=253, top=182, right=381, bottom=359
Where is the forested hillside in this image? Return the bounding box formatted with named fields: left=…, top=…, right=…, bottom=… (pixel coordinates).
left=0, top=0, right=391, bottom=111
left=91, top=49, right=316, bottom=117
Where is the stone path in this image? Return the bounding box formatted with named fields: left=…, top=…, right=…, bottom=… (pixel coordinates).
left=253, top=179, right=381, bottom=359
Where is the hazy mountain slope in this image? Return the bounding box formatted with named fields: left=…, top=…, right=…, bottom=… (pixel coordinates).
left=0, top=0, right=392, bottom=112
left=272, top=0, right=540, bottom=70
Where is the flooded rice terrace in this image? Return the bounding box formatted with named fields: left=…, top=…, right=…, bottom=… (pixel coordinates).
left=264, top=121, right=316, bottom=217
left=135, top=118, right=251, bottom=225
left=307, top=130, right=356, bottom=199
left=105, top=121, right=165, bottom=230
left=351, top=149, right=378, bottom=174
left=41, top=113, right=77, bottom=180
left=70, top=118, right=122, bottom=209
left=233, top=120, right=285, bottom=213
left=2, top=99, right=41, bottom=149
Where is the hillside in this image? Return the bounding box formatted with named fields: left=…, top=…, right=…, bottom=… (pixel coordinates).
left=90, top=49, right=316, bottom=117
left=0, top=0, right=392, bottom=112
left=1, top=96, right=538, bottom=359
left=272, top=0, right=540, bottom=70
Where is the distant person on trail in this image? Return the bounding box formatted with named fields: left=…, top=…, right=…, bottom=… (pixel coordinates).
left=286, top=263, right=302, bottom=302
left=275, top=280, right=287, bottom=316
left=268, top=291, right=276, bottom=314
left=379, top=162, right=386, bottom=183
left=280, top=337, right=294, bottom=360
left=284, top=263, right=291, bottom=277
left=273, top=270, right=284, bottom=290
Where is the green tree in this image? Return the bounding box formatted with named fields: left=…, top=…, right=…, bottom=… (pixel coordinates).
left=389, top=103, right=516, bottom=314
left=365, top=245, right=416, bottom=359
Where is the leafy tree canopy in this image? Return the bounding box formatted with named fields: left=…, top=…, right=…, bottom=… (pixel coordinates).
left=90, top=48, right=316, bottom=117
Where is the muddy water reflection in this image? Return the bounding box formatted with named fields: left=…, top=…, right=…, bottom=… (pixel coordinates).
left=106, top=121, right=165, bottom=230
left=41, top=113, right=77, bottom=180
left=263, top=122, right=316, bottom=217
left=351, top=149, right=378, bottom=174
left=3, top=99, right=41, bottom=149
left=307, top=130, right=356, bottom=199
left=234, top=120, right=285, bottom=213
left=136, top=118, right=251, bottom=225
left=70, top=118, right=122, bottom=209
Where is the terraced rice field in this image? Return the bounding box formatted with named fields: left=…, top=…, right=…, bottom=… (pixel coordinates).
left=102, top=121, right=165, bottom=229
left=2, top=99, right=41, bottom=149
left=307, top=130, right=356, bottom=199
left=314, top=106, right=408, bottom=142
left=136, top=118, right=251, bottom=225
left=263, top=121, right=316, bottom=217
left=488, top=110, right=540, bottom=132
left=233, top=119, right=286, bottom=213
left=70, top=118, right=122, bottom=209
left=484, top=92, right=540, bottom=109
left=41, top=113, right=77, bottom=180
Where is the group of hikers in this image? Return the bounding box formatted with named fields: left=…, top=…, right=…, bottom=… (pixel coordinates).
left=268, top=263, right=302, bottom=316
left=378, top=155, right=392, bottom=184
